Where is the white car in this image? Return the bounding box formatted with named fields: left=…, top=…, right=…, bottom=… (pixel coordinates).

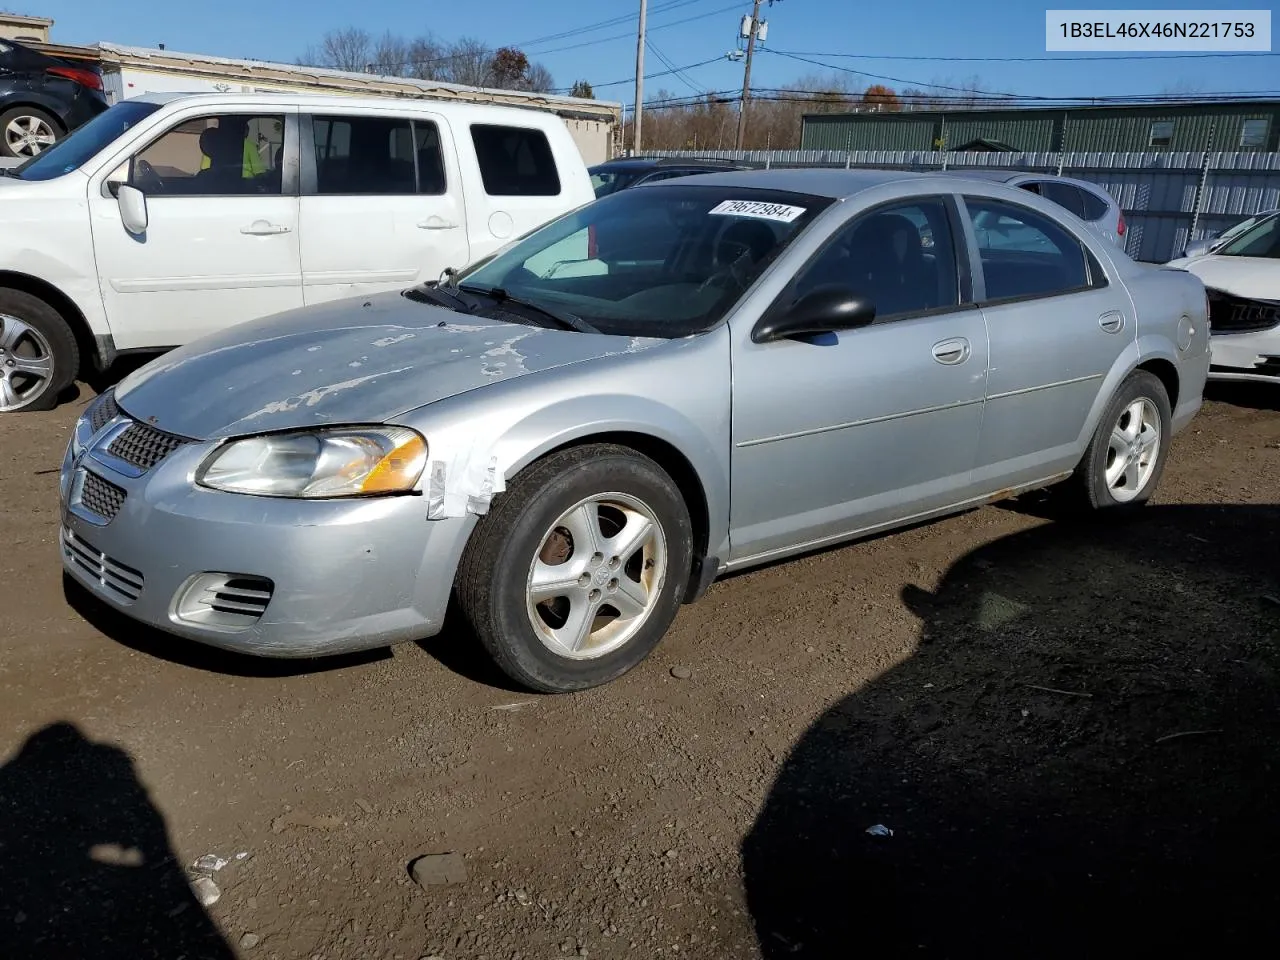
left=951, top=170, right=1127, bottom=250
left=1178, top=209, right=1280, bottom=260
left=1167, top=213, right=1280, bottom=383
left=0, top=92, right=595, bottom=412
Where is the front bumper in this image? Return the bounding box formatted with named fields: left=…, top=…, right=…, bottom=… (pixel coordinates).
left=1209, top=326, right=1280, bottom=383
left=58, top=402, right=473, bottom=658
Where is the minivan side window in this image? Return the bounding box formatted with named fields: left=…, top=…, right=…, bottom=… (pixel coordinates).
left=470, top=124, right=561, bottom=197
left=130, top=114, right=285, bottom=196
left=311, top=115, right=447, bottom=195
left=965, top=197, right=1103, bottom=302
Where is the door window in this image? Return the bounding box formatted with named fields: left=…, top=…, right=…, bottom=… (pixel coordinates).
left=965, top=197, right=1102, bottom=301
left=1037, top=181, right=1088, bottom=219
left=311, top=115, right=446, bottom=195
left=130, top=114, right=285, bottom=196
left=792, top=198, right=959, bottom=319
left=470, top=124, right=561, bottom=196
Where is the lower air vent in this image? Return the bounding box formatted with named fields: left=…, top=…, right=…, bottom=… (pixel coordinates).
left=173, top=573, right=275, bottom=631
left=62, top=527, right=144, bottom=603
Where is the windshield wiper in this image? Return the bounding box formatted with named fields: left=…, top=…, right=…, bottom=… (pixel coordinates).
left=402, top=281, right=477, bottom=314
left=459, top=284, right=600, bottom=334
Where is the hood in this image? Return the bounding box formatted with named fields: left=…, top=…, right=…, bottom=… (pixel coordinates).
left=1174, top=255, right=1280, bottom=301
left=115, top=291, right=666, bottom=440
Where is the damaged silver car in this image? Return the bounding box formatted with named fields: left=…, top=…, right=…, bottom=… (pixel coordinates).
left=60, top=169, right=1210, bottom=692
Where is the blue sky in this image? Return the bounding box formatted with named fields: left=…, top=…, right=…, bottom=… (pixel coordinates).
left=35, top=0, right=1280, bottom=106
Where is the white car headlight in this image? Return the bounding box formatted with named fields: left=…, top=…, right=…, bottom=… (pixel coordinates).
left=197, top=427, right=427, bottom=499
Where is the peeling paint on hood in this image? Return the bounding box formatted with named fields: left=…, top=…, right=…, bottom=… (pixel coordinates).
left=114, top=290, right=666, bottom=440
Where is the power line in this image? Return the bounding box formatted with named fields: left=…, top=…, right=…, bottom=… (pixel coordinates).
left=766, top=49, right=1031, bottom=99
left=769, top=48, right=1280, bottom=63
left=646, top=39, right=708, bottom=94
left=513, top=0, right=714, bottom=50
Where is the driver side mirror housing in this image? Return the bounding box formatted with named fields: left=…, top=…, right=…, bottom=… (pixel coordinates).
left=752, top=285, right=876, bottom=343
left=117, top=183, right=148, bottom=236
left=1180, top=238, right=1215, bottom=259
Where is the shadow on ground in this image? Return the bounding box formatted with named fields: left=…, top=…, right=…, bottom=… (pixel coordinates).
left=744, top=504, right=1280, bottom=957
left=64, top=575, right=391, bottom=678
left=1205, top=380, right=1280, bottom=412
left=0, top=722, right=234, bottom=959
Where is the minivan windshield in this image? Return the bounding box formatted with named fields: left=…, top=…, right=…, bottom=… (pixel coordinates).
left=455, top=184, right=832, bottom=338
left=12, top=101, right=162, bottom=181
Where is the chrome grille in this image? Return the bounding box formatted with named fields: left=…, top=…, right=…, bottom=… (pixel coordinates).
left=62, top=527, right=144, bottom=603
left=79, top=471, right=126, bottom=522
left=88, top=391, right=119, bottom=433
left=107, top=421, right=188, bottom=471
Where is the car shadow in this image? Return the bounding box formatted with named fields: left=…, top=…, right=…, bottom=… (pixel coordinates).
left=1205, top=380, right=1280, bottom=412
left=0, top=722, right=235, bottom=959
left=742, top=503, right=1280, bottom=957
left=64, top=574, right=391, bottom=678
left=412, top=606, right=530, bottom=693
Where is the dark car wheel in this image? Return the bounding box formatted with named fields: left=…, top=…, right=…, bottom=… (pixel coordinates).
left=455, top=443, right=693, bottom=693
left=1, top=105, right=60, bottom=159
left=1069, top=369, right=1172, bottom=511
left=0, top=289, right=79, bottom=412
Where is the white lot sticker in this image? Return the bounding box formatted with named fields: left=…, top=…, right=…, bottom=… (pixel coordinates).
left=708, top=199, right=807, bottom=223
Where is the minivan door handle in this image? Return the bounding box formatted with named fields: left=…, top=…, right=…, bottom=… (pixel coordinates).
left=240, top=220, right=291, bottom=236
left=1098, top=311, right=1125, bottom=333
left=931, top=337, right=971, bottom=365
left=417, top=217, right=459, bottom=230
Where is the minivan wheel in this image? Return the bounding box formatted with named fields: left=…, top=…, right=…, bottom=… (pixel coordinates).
left=1070, top=369, right=1172, bottom=511
left=0, top=106, right=59, bottom=158
left=0, top=289, right=79, bottom=413
left=455, top=443, right=693, bottom=693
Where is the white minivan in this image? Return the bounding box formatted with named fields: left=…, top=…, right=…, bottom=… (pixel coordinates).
left=0, top=92, right=596, bottom=412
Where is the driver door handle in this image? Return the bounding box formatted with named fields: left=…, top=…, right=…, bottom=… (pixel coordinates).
left=1098, top=311, right=1125, bottom=333
left=932, top=337, right=971, bottom=365
left=240, top=220, right=291, bottom=236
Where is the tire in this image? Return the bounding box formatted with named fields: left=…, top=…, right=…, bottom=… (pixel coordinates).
left=0, top=105, right=60, bottom=159
left=455, top=443, right=694, bottom=693
left=0, top=288, right=79, bottom=413
left=1068, top=369, right=1172, bottom=511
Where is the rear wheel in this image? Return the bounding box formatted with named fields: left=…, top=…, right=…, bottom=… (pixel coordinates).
left=455, top=444, right=693, bottom=693
left=0, top=289, right=79, bottom=413
left=0, top=106, right=60, bottom=159
left=1069, top=369, right=1172, bottom=511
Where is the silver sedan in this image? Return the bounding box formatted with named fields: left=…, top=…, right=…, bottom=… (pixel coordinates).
left=60, top=169, right=1211, bottom=692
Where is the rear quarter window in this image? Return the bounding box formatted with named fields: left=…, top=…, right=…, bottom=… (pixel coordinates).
left=1076, top=186, right=1111, bottom=221
left=470, top=124, right=561, bottom=197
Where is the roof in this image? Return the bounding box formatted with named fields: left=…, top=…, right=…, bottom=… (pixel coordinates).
left=126, top=90, right=586, bottom=126
left=644, top=167, right=930, bottom=198
left=17, top=39, right=621, bottom=124
left=0, top=13, right=53, bottom=26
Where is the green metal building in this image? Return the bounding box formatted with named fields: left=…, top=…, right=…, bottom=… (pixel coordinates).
left=800, top=101, right=1280, bottom=153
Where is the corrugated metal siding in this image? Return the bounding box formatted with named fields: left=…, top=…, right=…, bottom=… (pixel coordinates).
left=943, top=116, right=1053, bottom=152
left=646, top=148, right=1280, bottom=263
left=801, top=116, right=934, bottom=152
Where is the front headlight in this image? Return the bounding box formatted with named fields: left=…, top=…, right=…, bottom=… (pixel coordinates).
left=196, top=427, right=427, bottom=498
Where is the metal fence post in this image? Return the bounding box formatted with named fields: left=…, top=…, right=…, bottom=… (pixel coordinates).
left=1188, top=119, right=1217, bottom=240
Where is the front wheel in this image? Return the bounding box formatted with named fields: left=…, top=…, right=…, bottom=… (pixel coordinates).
left=0, top=289, right=79, bottom=413
left=1070, top=369, right=1172, bottom=511
left=455, top=444, right=693, bottom=693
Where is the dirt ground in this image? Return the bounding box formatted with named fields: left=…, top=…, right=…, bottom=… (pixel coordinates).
left=2, top=381, right=1279, bottom=960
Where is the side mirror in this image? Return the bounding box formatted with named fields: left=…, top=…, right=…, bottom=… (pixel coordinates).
left=752, top=285, right=876, bottom=344
left=117, top=183, right=148, bottom=235
left=1181, top=239, right=1213, bottom=260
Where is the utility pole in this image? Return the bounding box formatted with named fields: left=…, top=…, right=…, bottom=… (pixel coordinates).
left=735, top=0, right=764, bottom=150
left=633, top=0, right=648, bottom=154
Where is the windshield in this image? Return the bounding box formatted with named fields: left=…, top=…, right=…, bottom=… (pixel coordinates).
left=1219, top=214, right=1280, bottom=259
left=12, top=101, right=162, bottom=181
left=456, top=184, right=832, bottom=338
left=589, top=167, right=646, bottom=198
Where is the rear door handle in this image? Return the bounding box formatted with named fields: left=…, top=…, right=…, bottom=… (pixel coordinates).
left=417, top=217, right=459, bottom=230
left=240, top=220, right=291, bottom=236
left=931, top=337, right=971, bottom=365
left=1098, top=312, right=1125, bottom=333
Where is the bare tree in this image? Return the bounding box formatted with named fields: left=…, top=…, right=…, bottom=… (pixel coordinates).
left=525, top=63, right=555, bottom=94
